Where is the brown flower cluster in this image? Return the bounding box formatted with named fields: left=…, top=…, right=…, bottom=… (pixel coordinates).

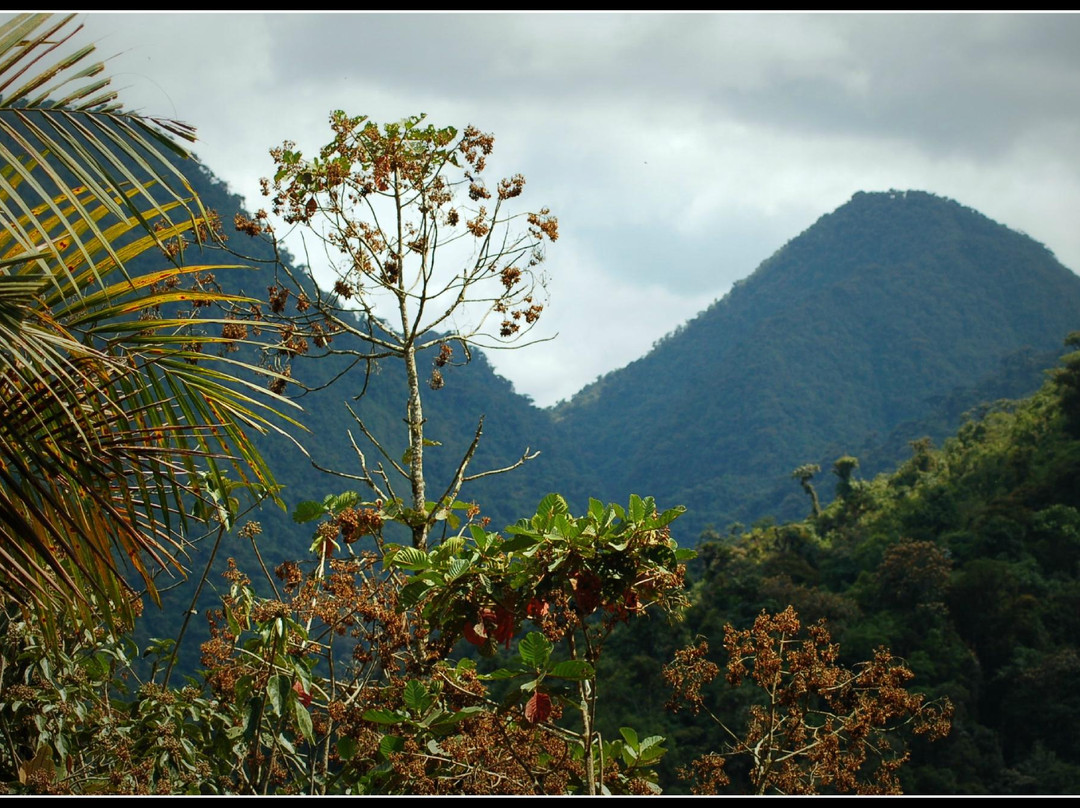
left=663, top=640, right=720, bottom=715
left=334, top=507, right=383, bottom=543
left=497, top=174, right=525, bottom=201
left=527, top=208, right=559, bottom=242
left=458, top=125, right=494, bottom=173
left=668, top=606, right=953, bottom=795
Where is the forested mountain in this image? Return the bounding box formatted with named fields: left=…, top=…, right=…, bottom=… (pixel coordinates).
left=553, top=190, right=1080, bottom=538
left=185, top=180, right=1080, bottom=551
left=135, top=171, right=1080, bottom=672
left=595, top=344, right=1080, bottom=793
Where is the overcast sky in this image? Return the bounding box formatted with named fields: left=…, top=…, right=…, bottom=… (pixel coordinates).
left=65, top=12, right=1080, bottom=407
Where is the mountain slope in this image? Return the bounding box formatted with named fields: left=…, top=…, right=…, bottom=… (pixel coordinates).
left=554, top=190, right=1080, bottom=537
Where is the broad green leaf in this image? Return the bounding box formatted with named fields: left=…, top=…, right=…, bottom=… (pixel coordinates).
left=325, top=491, right=360, bottom=513
left=469, top=524, right=490, bottom=549
left=403, top=680, right=433, bottom=715
left=518, top=631, right=552, bottom=669
left=426, top=706, right=485, bottom=734
left=398, top=579, right=434, bottom=609
left=549, top=659, right=594, bottom=680
left=363, top=708, right=407, bottom=725
left=445, top=557, right=470, bottom=582
left=439, top=535, right=465, bottom=558
left=588, top=498, right=605, bottom=521
left=267, top=673, right=290, bottom=717
left=389, top=545, right=430, bottom=571
left=655, top=505, right=686, bottom=528
left=337, top=736, right=359, bottom=761
left=637, top=735, right=667, bottom=764
left=499, top=534, right=540, bottom=554
left=292, top=500, right=327, bottom=524
left=478, top=667, right=525, bottom=681
left=534, top=493, right=568, bottom=527
left=378, top=734, right=405, bottom=758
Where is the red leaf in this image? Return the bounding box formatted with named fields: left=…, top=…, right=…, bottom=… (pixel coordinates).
left=526, top=597, right=550, bottom=620
left=571, top=570, right=602, bottom=614
left=464, top=608, right=496, bottom=646
left=525, top=691, right=552, bottom=724
left=292, top=679, right=313, bottom=707
left=493, top=604, right=516, bottom=650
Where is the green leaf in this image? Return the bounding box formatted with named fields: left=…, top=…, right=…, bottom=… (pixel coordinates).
left=389, top=545, right=430, bottom=571
left=378, top=734, right=405, bottom=758
left=478, top=666, right=525, bottom=681
left=629, top=494, right=646, bottom=523
left=469, top=524, right=490, bottom=549
left=324, top=491, right=360, bottom=514
left=518, top=631, right=552, bottom=670
left=549, top=659, right=594, bottom=680
left=426, top=706, right=485, bottom=733
left=293, top=698, right=315, bottom=744
left=398, top=579, right=434, bottom=609
left=619, top=726, right=639, bottom=748
left=499, top=534, right=540, bottom=553
left=637, top=735, right=667, bottom=764
left=655, top=505, right=686, bottom=528
left=291, top=500, right=328, bottom=524
left=587, top=498, right=605, bottom=521
left=445, top=557, right=470, bottom=582
left=363, top=708, right=407, bottom=725
left=438, top=535, right=466, bottom=558
left=403, top=680, right=433, bottom=715
left=534, top=493, right=569, bottom=527
left=337, top=736, right=359, bottom=761
left=267, top=673, right=290, bottom=717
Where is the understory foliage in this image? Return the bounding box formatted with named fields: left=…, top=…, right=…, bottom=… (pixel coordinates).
left=1, top=491, right=950, bottom=795
left=2, top=494, right=693, bottom=794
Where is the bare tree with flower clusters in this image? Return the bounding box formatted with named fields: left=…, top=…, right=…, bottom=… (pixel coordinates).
left=246, top=113, right=559, bottom=550
left=665, top=607, right=953, bottom=795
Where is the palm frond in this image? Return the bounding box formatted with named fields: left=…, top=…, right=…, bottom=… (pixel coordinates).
left=0, top=14, right=305, bottom=637
left=0, top=14, right=204, bottom=289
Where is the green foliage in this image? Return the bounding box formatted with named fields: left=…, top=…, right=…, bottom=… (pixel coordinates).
left=594, top=347, right=1080, bottom=794
left=1, top=491, right=692, bottom=795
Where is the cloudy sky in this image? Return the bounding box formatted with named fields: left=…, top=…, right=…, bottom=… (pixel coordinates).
left=65, top=12, right=1080, bottom=407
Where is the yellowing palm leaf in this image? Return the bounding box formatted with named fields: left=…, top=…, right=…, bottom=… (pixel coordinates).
left=0, top=14, right=303, bottom=638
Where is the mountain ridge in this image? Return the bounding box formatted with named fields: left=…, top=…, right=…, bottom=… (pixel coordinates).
left=552, top=189, right=1080, bottom=537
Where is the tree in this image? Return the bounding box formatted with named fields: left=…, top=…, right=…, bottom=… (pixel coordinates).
left=832, top=455, right=859, bottom=500
left=0, top=14, right=294, bottom=637
left=792, top=464, right=821, bottom=518
left=665, top=607, right=953, bottom=795
left=255, top=112, right=558, bottom=550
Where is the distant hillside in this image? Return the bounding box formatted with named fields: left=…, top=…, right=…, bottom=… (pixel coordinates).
left=597, top=340, right=1080, bottom=794
left=553, top=190, right=1080, bottom=538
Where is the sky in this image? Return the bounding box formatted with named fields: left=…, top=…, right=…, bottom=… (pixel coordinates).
left=58, top=12, right=1080, bottom=407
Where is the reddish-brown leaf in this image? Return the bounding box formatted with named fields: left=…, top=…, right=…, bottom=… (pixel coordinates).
left=525, top=691, right=552, bottom=724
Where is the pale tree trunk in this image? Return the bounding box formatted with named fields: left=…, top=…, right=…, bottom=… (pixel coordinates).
left=404, top=338, right=428, bottom=549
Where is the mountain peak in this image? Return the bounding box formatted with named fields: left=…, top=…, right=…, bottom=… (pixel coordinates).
left=556, top=191, right=1080, bottom=537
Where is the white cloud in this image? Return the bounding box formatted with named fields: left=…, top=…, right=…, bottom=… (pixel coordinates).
left=46, top=12, right=1080, bottom=405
